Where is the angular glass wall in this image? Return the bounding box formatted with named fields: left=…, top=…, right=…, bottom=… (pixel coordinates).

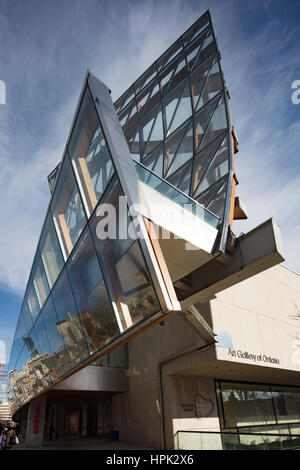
left=8, top=10, right=234, bottom=413
left=114, top=9, right=232, bottom=224
left=8, top=77, right=164, bottom=411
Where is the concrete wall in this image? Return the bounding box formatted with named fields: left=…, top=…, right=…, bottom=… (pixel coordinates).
left=112, top=313, right=209, bottom=449
left=112, top=265, right=300, bottom=449
left=212, top=265, right=300, bottom=376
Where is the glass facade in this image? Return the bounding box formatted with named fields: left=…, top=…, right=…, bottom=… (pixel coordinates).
left=8, top=71, right=161, bottom=412
left=114, top=9, right=231, bottom=222
left=8, top=10, right=234, bottom=414
left=216, top=380, right=300, bottom=433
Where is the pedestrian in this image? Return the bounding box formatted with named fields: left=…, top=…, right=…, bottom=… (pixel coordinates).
left=0, top=427, right=7, bottom=450
left=5, top=425, right=15, bottom=448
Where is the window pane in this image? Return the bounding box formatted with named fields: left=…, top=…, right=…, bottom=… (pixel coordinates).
left=67, top=227, right=119, bottom=354
left=219, top=382, right=276, bottom=428
left=26, top=282, right=40, bottom=324
left=272, top=386, right=300, bottom=424
left=69, top=88, right=115, bottom=217
left=40, top=296, right=71, bottom=377
left=51, top=156, right=87, bottom=260
left=32, top=253, right=50, bottom=309
left=33, top=311, right=60, bottom=387
left=52, top=268, right=90, bottom=365
left=90, top=177, right=160, bottom=332
left=39, top=213, right=64, bottom=288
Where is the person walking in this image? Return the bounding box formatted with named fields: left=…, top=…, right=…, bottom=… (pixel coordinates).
left=0, top=427, right=7, bottom=450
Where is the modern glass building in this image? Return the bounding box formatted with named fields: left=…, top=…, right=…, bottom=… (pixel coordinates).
left=7, top=10, right=300, bottom=449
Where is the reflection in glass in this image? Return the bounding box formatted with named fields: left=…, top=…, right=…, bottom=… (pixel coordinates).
left=67, top=227, right=119, bottom=354
left=68, top=87, right=115, bottom=217
left=26, top=283, right=40, bottom=324
left=52, top=268, right=90, bottom=365
left=90, top=177, right=160, bottom=331
left=41, top=296, right=71, bottom=376
left=32, top=254, right=50, bottom=309
left=219, top=382, right=276, bottom=428
left=39, top=213, right=64, bottom=288
left=272, top=387, right=300, bottom=424
left=51, top=156, right=87, bottom=260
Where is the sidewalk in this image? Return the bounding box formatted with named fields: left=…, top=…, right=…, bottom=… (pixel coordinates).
left=10, top=436, right=151, bottom=450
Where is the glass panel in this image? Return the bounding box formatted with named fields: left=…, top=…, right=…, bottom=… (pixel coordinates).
left=189, top=53, right=215, bottom=110
left=195, top=174, right=227, bottom=209
left=39, top=213, right=64, bottom=289
left=164, top=81, right=184, bottom=132
left=67, top=227, right=119, bottom=354
left=69, top=88, right=115, bottom=217
left=219, top=382, right=276, bottom=428
left=140, top=104, right=163, bottom=157
left=192, top=131, right=227, bottom=195
left=40, top=295, right=71, bottom=376
left=33, top=312, right=59, bottom=386
left=137, top=80, right=160, bottom=118
left=93, top=343, right=128, bottom=368
left=206, top=177, right=228, bottom=219
left=52, top=269, right=90, bottom=366
left=163, top=40, right=182, bottom=68
left=194, top=93, right=222, bottom=151
left=10, top=317, right=26, bottom=369
left=166, top=57, right=187, bottom=96
left=20, top=302, right=34, bottom=336
left=197, top=96, right=227, bottom=150
left=186, top=27, right=210, bottom=70
left=164, top=120, right=190, bottom=176
left=166, top=119, right=193, bottom=177
left=90, top=177, right=160, bottom=331
left=166, top=160, right=192, bottom=192
left=51, top=156, right=87, bottom=260
left=123, top=101, right=138, bottom=133
left=22, top=327, right=39, bottom=359
left=135, top=65, right=156, bottom=94
left=32, top=254, right=50, bottom=309
left=272, top=386, right=300, bottom=424
left=194, top=135, right=229, bottom=195
left=167, top=81, right=192, bottom=135
left=141, top=143, right=164, bottom=178
left=184, top=12, right=210, bottom=45
left=135, top=162, right=219, bottom=228
left=195, top=56, right=223, bottom=110
left=26, top=282, right=40, bottom=324
left=192, top=34, right=216, bottom=70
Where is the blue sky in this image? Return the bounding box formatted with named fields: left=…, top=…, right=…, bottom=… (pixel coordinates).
left=0, top=0, right=300, bottom=367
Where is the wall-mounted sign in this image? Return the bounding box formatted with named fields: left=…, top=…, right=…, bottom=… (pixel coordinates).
left=228, top=348, right=280, bottom=364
